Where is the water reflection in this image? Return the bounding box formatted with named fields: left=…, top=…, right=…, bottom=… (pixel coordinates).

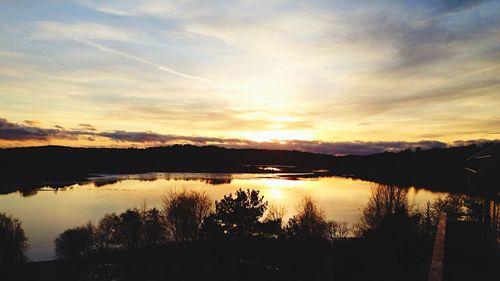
left=0, top=173, right=445, bottom=261
left=88, top=173, right=236, bottom=188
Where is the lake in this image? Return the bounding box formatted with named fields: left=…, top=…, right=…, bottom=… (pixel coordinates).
left=0, top=172, right=447, bottom=261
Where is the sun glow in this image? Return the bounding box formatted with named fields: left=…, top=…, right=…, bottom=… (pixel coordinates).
left=243, top=130, right=313, bottom=142
left=258, top=179, right=299, bottom=188
left=268, top=188, right=284, bottom=199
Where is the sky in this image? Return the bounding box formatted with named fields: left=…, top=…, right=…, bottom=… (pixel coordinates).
left=0, top=0, right=499, bottom=155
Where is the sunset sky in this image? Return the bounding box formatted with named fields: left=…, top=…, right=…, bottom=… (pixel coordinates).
left=1, top=0, right=499, bottom=154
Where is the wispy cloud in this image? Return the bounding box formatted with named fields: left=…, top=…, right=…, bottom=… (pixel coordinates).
left=94, top=6, right=137, bottom=17
left=78, top=123, right=96, bottom=131
left=74, top=38, right=213, bottom=83
left=31, top=21, right=134, bottom=41
left=29, top=20, right=213, bottom=83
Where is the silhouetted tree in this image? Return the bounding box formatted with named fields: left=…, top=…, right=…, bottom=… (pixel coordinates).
left=356, top=184, right=414, bottom=236
left=326, top=221, right=350, bottom=241
left=200, top=213, right=225, bottom=239
left=427, top=194, right=484, bottom=226
left=354, top=183, right=422, bottom=263
left=204, top=189, right=268, bottom=239
left=55, top=223, right=94, bottom=259
left=163, top=190, right=212, bottom=241
left=258, top=204, right=286, bottom=238
left=285, top=197, right=327, bottom=240
left=0, top=212, right=28, bottom=264
left=118, top=209, right=142, bottom=248
left=142, top=208, right=166, bottom=245
left=462, top=196, right=483, bottom=221
left=431, top=194, right=464, bottom=221
left=94, top=213, right=121, bottom=250
left=420, top=201, right=434, bottom=235
left=337, top=221, right=350, bottom=238
left=374, top=208, right=420, bottom=239
left=264, top=204, right=286, bottom=223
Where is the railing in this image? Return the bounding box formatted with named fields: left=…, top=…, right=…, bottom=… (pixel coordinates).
left=428, top=212, right=447, bottom=281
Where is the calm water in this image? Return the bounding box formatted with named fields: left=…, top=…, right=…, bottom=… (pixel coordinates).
left=0, top=172, right=447, bottom=261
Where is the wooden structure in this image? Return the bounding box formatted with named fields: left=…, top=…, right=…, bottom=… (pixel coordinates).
left=465, top=143, right=500, bottom=252
left=428, top=213, right=447, bottom=281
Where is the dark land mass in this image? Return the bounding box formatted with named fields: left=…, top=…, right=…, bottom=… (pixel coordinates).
left=5, top=238, right=434, bottom=281
left=0, top=143, right=498, bottom=196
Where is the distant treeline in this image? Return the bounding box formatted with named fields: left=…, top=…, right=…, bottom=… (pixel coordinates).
left=335, top=144, right=499, bottom=193
left=0, top=143, right=498, bottom=194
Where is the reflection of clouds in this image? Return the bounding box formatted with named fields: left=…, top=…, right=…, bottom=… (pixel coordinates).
left=198, top=178, right=232, bottom=185
left=254, top=179, right=299, bottom=189
left=259, top=167, right=282, bottom=172
left=89, top=173, right=234, bottom=187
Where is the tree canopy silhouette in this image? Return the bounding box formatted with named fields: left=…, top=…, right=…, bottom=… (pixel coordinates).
left=356, top=185, right=411, bottom=235
left=285, top=197, right=328, bottom=240
left=355, top=184, right=421, bottom=245
left=117, top=209, right=143, bottom=249
left=162, top=190, right=212, bottom=241
left=55, top=223, right=94, bottom=260
left=94, top=213, right=121, bottom=250
left=142, top=207, right=166, bottom=245
left=203, top=189, right=268, bottom=239
left=326, top=221, right=350, bottom=241
left=0, top=212, right=28, bottom=265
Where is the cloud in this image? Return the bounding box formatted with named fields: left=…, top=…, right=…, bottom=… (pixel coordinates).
left=25, top=20, right=215, bottom=83
left=0, top=118, right=75, bottom=141
left=356, top=78, right=500, bottom=115
left=95, top=7, right=137, bottom=17
left=95, top=130, right=450, bottom=155
left=452, top=139, right=499, bottom=147
left=239, top=140, right=448, bottom=156
left=23, top=120, right=39, bottom=126
left=78, top=123, right=96, bottom=131
left=427, top=0, right=493, bottom=16
left=1, top=117, right=493, bottom=155
left=74, top=38, right=213, bottom=83
left=31, top=21, right=134, bottom=41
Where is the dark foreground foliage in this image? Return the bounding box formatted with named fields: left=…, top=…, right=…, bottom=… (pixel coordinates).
left=5, top=238, right=434, bottom=281
left=2, top=186, right=498, bottom=280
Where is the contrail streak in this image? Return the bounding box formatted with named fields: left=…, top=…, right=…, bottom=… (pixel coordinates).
left=74, top=38, right=213, bottom=83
